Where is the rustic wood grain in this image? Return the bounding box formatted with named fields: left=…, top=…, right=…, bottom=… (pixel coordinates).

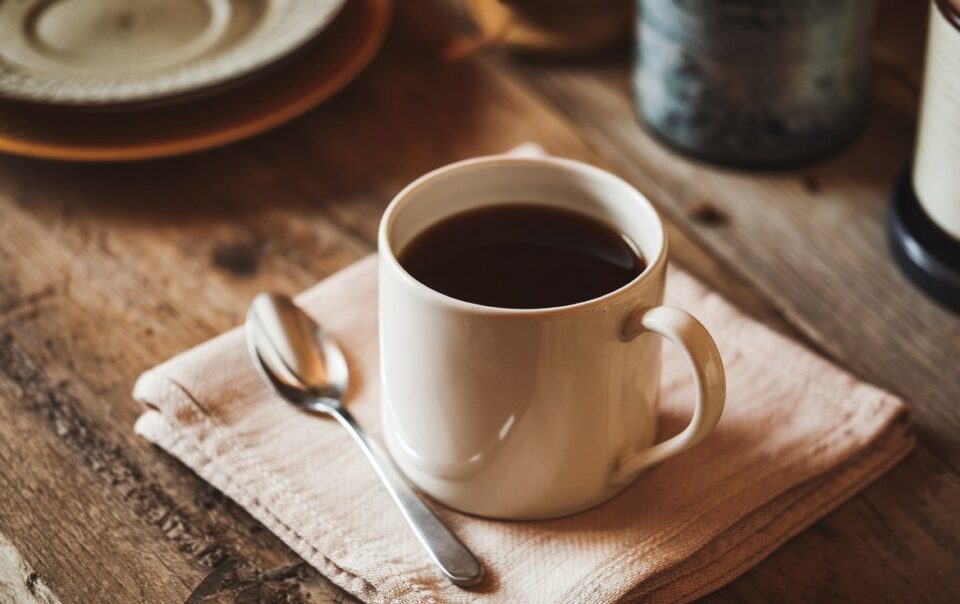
left=0, top=0, right=956, bottom=602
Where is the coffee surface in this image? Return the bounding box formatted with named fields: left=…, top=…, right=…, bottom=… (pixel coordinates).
left=398, top=204, right=644, bottom=309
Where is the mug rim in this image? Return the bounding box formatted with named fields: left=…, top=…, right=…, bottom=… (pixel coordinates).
left=378, top=155, right=668, bottom=317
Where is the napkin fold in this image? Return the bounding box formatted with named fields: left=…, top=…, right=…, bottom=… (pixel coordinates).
left=133, top=255, right=912, bottom=603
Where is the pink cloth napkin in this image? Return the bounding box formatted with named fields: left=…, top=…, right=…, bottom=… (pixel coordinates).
left=133, top=255, right=912, bottom=603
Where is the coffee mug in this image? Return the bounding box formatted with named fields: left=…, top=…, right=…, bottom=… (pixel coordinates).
left=378, top=156, right=725, bottom=519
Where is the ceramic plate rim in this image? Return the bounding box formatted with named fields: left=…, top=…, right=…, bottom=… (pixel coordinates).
left=0, top=0, right=348, bottom=106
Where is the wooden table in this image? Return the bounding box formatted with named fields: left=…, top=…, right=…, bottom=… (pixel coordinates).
left=1, top=1, right=957, bottom=602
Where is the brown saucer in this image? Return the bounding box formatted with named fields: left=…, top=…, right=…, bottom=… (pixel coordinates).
left=0, top=0, right=392, bottom=161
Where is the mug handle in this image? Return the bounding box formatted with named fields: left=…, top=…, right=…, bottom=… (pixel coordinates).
left=611, top=305, right=726, bottom=485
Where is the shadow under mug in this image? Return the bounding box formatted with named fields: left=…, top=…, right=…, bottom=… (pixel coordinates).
left=378, top=156, right=725, bottom=520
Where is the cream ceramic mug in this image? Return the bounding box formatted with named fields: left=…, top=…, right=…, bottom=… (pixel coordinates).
left=378, top=156, right=725, bottom=520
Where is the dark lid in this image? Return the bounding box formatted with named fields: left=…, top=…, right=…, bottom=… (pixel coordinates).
left=888, top=170, right=960, bottom=313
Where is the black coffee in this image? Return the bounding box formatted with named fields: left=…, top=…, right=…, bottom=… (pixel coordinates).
left=398, top=204, right=645, bottom=309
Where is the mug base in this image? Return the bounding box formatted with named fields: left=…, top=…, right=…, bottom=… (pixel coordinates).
left=380, top=395, right=642, bottom=520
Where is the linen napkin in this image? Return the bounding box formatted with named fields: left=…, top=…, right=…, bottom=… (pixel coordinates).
left=133, top=255, right=913, bottom=603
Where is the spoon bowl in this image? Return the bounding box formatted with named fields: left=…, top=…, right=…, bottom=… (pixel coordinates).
left=247, top=293, right=348, bottom=404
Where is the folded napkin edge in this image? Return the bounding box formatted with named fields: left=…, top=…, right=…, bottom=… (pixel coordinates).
left=133, top=367, right=214, bottom=425
left=621, top=412, right=914, bottom=603
left=127, top=253, right=917, bottom=604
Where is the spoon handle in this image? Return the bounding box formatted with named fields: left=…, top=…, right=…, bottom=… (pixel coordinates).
left=330, top=406, right=484, bottom=587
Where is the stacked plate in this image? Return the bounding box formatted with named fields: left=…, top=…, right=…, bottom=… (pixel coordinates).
left=0, top=0, right=392, bottom=161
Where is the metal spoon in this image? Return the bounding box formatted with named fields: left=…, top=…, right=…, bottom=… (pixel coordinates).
left=245, top=293, right=484, bottom=588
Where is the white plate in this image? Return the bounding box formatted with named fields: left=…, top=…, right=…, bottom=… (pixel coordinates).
left=0, top=0, right=347, bottom=106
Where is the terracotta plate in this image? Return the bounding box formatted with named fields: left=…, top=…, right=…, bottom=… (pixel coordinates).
left=0, top=0, right=392, bottom=161
left=0, top=0, right=346, bottom=106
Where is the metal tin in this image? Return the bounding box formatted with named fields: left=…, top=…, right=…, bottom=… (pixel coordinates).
left=634, top=0, right=877, bottom=166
